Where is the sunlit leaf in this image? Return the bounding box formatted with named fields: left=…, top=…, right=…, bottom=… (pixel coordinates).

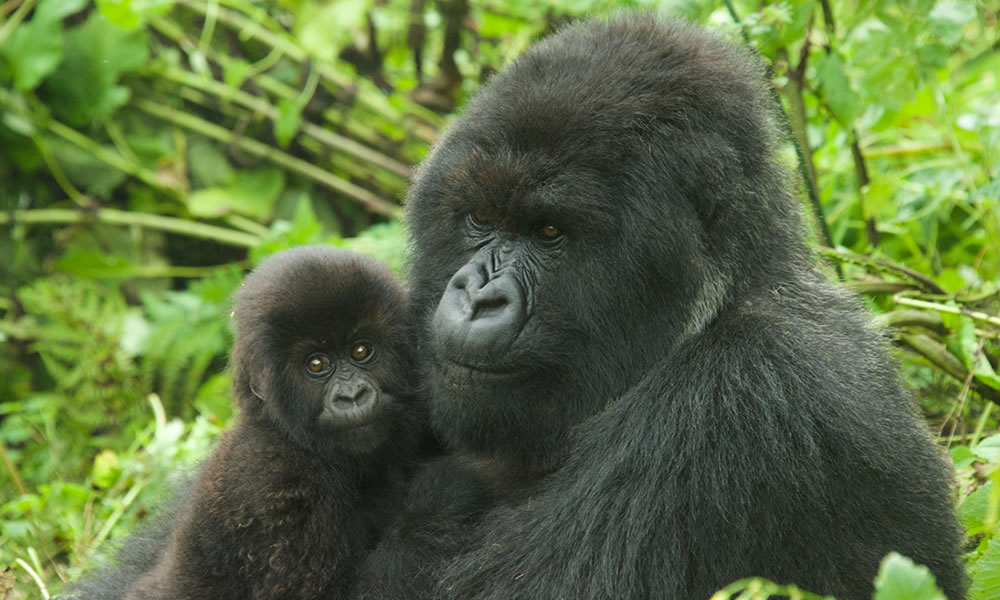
left=929, top=1, right=977, bottom=46
left=275, top=98, right=305, bottom=147
left=872, top=553, right=946, bottom=600
left=960, top=481, right=994, bottom=534
left=186, top=169, right=285, bottom=218
left=97, top=0, right=142, bottom=29
left=970, top=538, right=1000, bottom=600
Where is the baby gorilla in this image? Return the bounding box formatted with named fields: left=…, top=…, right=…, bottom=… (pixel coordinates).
left=125, top=246, right=424, bottom=600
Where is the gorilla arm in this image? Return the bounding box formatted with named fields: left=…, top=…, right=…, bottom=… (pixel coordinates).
left=433, top=290, right=964, bottom=600
left=127, top=423, right=370, bottom=600
left=352, top=457, right=502, bottom=600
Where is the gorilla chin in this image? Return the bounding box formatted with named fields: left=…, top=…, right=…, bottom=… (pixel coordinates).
left=430, top=357, right=572, bottom=472
left=334, top=423, right=387, bottom=453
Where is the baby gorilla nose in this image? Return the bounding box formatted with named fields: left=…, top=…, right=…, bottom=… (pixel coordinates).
left=328, top=380, right=378, bottom=426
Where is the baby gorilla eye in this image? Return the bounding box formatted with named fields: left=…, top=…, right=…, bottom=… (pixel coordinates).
left=540, top=224, right=562, bottom=240
left=350, top=341, right=375, bottom=363
left=305, top=353, right=332, bottom=376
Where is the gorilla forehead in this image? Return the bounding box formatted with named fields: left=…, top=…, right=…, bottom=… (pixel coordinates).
left=234, top=247, right=404, bottom=345
left=408, top=18, right=786, bottom=251
left=431, top=141, right=623, bottom=233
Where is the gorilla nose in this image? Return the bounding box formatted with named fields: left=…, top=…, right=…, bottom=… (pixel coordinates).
left=433, top=261, right=525, bottom=359
left=329, top=382, right=377, bottom=425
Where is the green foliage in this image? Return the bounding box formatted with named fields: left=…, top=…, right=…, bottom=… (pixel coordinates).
left=13, top=277, right=141, bottom=423
left=137, top=269, right=240, bottom=417
left=872, top=553, right=947, bottom=600
left=1, top=0, right=998, bottom=598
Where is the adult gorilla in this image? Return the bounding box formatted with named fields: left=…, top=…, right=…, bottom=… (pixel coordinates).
left=372, top=16, right=965, bottom=600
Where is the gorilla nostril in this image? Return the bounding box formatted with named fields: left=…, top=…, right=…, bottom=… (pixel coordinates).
left=469, top=292, right=509, bottom=320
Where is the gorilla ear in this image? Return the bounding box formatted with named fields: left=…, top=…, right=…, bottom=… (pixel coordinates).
left=684, top=133, right=743, bottom=227
left=232, top=366, right=267, bottom=412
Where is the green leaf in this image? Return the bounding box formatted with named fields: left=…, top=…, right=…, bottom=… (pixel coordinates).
left=929, top=1, right=977, bottom=46
left=872, top=553, right=946, bottom=600
left=54, top=250, right=135, bottom=278
left=91, top=449, right=121, bottom=489
left=916, top=43, right=950, bottom=70
left=973, top=434, right=1000, bottom=463
left=223, top=59, right=252, bottom=89
left=342, top=221, right=407, bottom=273
left=481, top=11, right=527, bottom=37
left=188, top=138, right=235, bottom=188
left=120, top=309, right=151, bottom=357
left=33, top=0, right=88, bottom=21
left=2, top=19, right=63, bottom=91
left=41, top=12, right=149, bottom=125
left=186, top=168, right=285, bottom=218
left=959, top=480, right=994, bottom=535
left=251, top=194, right=334, bottom=262
left=949, top=444, right=975, bottom=468
left=935, top=268, right=966, bottom=294
left=48, top=137, right=127, bottom=195
left=96, top=0, right=142, bottom=29
left=815, top=52, right=862, bottom=124
left=295, top=1, right=365, bottom=61
left=954, top=315, right=978, bottom=370
left=975, top=372, right=1000, bottom=392
left=970, top=538, right=1000, bottom=600
left=186, top=189, right=248, bottom=219
left=274, top=98, right=305, bottom=147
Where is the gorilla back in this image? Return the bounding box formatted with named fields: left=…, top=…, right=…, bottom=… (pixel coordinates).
left=404, top=16, right=965, bottom=600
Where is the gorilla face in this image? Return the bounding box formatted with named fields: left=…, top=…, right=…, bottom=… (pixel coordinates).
left=411, top=147, right=687, bottom=469
left=231, top=246, right=415, bottom=459
left=406, top=19, right=801, bottom=471
left=406, top=97, right=708, bottom=471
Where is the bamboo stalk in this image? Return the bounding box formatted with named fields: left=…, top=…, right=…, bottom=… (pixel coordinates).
left=132, top=98, right=401, bottom=217
left=0, top=209, right=262, bottom=247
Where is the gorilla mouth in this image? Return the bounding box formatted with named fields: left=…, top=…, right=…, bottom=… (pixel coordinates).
left=436, top=360, right=526, bottom=391
left=441, top=359, right=519, bottom=377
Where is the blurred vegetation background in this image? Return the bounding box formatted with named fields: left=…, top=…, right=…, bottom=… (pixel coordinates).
left=0, top=0, right=997, bottom=598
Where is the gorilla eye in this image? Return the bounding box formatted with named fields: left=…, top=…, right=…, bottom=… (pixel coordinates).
left=305, top=353, right=332, bottom=376
left=469, top=210, right=491, bottom=228
left=540, top=224, right=562, bottom=240
left=350, top=341, right=375, bottom=363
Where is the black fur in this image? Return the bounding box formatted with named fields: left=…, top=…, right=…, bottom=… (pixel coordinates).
left=70, top=247, right=426, bottom=600
left=361, top=16, right=966, bottom=600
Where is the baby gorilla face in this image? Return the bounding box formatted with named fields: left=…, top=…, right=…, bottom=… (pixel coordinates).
left=297, top=338, right=391, bottom=452
left=231, top=246, right=414, bottom=460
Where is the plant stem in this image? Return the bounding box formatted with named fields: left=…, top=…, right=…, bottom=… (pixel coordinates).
left=32, top=133, right=89, bottom=207
left=0, top=89, right=178, bottom=196
left=0, top=209, right=262, bottom=247
left=179, top=0, right=442, bottom=128
left=899, top=333, right=1000, bottom=405
left=0, top=0, right=35, bottom=46
left=1, top=443, right=28, bottom=496
left=819, top=247, right=947, bottom=294
left=156, top=66, right=411, bottom=177
left=893, top=295, right=1000, bottom=328
left=132, top=98, right=401, bottom=217
left=47, top=121, right=177, bottom=194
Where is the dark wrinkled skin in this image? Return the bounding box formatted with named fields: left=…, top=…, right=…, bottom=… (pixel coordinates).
left=66, top=247, right=431, bottom=600
left=354, top=16, right=966, bottom=600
